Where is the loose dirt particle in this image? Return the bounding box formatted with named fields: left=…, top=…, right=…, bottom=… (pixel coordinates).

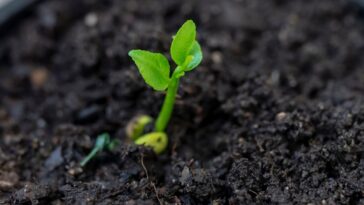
left=30, top=68, right=48, bottom=89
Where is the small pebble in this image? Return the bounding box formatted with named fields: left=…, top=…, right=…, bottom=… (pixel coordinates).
left=44, top=146, right=64, bottom=172
left=211, top=51, right=223, bottom=64
left=30, top=68, right=48, bottom=89
left=68, top=166, right=83, bottom=176
left=180, top=166, right=191, bottom=185
left=0, top=171, right=18, bottom=189
left=276, top=112, right=287, bottom=121
left=85, top=12, right=98, bottom=27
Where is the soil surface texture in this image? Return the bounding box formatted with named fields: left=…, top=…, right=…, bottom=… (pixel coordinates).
left=1, top=0, right=364, bottom=204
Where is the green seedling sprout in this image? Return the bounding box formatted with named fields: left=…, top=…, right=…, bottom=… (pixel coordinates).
left=80, top=133, right=118, bottom=167
left=128, top=20, right=203, bottom=154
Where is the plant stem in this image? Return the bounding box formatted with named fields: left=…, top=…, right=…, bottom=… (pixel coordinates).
left=155, top=67, right=183, bottom=132
left=80, top=147, right=100, bottom=167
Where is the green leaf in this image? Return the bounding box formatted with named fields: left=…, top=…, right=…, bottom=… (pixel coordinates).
left=95, top=133, right=110, bottom=150
left=185, top=41, right=203, bottom=71
left=128, top=50, right=170, bottom=91
left=170, top=20, right=196, bottom=66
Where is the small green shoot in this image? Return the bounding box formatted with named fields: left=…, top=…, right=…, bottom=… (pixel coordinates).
left=128, top=20, right=203, bottom=153
left=80, top=133, right=118, bottom=167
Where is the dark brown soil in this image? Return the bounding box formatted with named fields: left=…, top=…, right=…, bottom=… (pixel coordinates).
left=1, top=0, right=364, bottom=204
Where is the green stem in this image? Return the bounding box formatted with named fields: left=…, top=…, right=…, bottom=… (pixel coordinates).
left=80, top=147, right=100, bottom=167
left=155, top=67, right=183, bottom=132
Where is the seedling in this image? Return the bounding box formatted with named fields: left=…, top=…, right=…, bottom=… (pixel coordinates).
left=80, top=133, right=118, bottom=167
left=128, top=20, right=203, bottom=154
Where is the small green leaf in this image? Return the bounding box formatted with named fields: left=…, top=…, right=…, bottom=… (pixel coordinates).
left=95, top=133, right=110, bottom=150
left=170, top=20, right=196, bottom=66
left=185, top=41, right=203, bottom=71
left=129, top=50, right=170, bottom=91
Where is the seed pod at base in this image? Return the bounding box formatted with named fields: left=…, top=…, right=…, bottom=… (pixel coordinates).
left=126, top=115, right=153, bottom=141
left=134, top=132, right=168, bottom=154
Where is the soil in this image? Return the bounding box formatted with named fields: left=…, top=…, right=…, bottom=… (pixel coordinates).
left=0, top=0, right=364, bottom=204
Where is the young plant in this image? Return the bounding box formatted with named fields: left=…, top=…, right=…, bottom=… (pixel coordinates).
left=80, top=133, right=118, bottom=167
left=128, top=20, right=203, bottom=154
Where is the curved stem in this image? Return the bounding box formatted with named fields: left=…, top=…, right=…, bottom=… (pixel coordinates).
left=80, top=148, right=100, bottom=167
